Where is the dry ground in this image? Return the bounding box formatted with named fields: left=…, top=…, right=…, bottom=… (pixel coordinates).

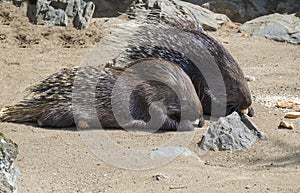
left=0, top=3, right=299, bottom=193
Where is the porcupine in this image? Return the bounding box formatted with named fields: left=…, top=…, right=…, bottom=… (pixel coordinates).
left=94, top=13, right=254, bottom=117
left=0, top=10, right=253, bottom=128
left=0, top=58, right=204, bottom=130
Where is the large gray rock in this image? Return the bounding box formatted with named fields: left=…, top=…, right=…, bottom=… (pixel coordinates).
left=34, top=0, right=95, bottom=29
left=182, top=0, right=300, bottom=23
left=199, top=112, right=266, bottom=152
left=272, top=0, right=300, bottom=15
left=198, top=0, right=268, bottom=23
left=240, top=13, right=300, bottom=44
left=128, top=0, right=231, bottom=31
left=0, top=133, right=19, bottom=193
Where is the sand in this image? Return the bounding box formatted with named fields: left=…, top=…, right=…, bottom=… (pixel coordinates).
left=0, top=2, right=299, bottom=193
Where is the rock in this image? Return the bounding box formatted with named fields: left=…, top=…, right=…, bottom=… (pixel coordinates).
left=285, top=112, right=300, bottom=119
left=239, top=13, right=300, bottom=44
left=273, top=0, right=300, bottom=15
left=275, top=100, right=300, bottom=109
left=199, top=0, right=268, bottom=23
left=153, top=174, right=169, bottom=181
left=241, top=114, right=267, bottom=140
left=198, top=112, right=266, bottom=152
left=72, top=1, right=95, bottom=29
left=150, top=146, right=205, bottom=164
left=245, top=75, right=256, bottom=82
left=12, top=0, right=24, bottom=7
left=0, top=133, right=19, bottom=193
left=31, top=0, right=95, bottom=29
left=26, top=2, right=37, bottom=23
left=182, top=0, right=300, bottom=23
left=294, top=106, right=300, bottom=112
left=279, top=120, right=294, bottom=129
left=92, top=0, right=134, bottom=18
left=297, top=9, right=300, bottom=18
left=128, top=0, right=231, bottom=31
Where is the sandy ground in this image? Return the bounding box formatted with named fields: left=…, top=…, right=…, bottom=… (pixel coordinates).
left=0, top=3, right=300, bottom=193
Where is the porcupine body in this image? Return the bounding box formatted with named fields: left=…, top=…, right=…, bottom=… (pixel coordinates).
left=0, top=58, right=203, bottom=130
left=96, top=15, right=254, bottom=117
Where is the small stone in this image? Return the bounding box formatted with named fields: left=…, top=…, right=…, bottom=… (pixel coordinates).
left=153, top=174, right=169, bottom=181
left=279, top=120, right=294, bottom=130
left=245, top=76, right=256, bottom=82
left=285, top=112, right=300, bottom=119
left=276, top=100, right=300, bottom=109
left=294, top=106, right=300, bottom=112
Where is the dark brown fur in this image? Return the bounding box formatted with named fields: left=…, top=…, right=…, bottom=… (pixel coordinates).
left=0, top=58, right=203, bottom=131
left=108, top=18, right=254, bottom=117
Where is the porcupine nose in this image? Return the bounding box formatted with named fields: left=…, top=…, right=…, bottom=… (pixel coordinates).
left=247, top=106, right=255, bottom=117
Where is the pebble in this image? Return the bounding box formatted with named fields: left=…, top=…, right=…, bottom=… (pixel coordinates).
left=245, top=75, right=256, bottom=82
left=153, top=174, right=169, bottom=181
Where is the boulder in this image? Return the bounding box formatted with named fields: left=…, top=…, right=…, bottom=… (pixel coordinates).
left=272, top=0, right=300, bottom=15
left=28, top=0, right=95, bottom=29
left=296, top=9, right=300, bottom=18
left=0, top=133, right=19, bottom=193
left=182, top=0, right=300, bottom=23
left=240, top=13, right=300, bottom=44
left=198, top=0, right=268, bottom=23
left=128, top=0, right=231, bottom=31
left=199, top=112, right=266, bottom=152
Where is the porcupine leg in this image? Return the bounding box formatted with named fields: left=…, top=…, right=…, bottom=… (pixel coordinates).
left=37, top=106, right=75, bottom=128
left=123, top=101, right=170, bottom=131
left=163, top=103, right=195, bottom=131
left=125, top=102, right=194, bottom=131
left=165, top=109, right=195, bottom=131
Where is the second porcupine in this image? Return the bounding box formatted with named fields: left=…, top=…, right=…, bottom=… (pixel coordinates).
left=95, top=14, right=254, bottom=117
left=0, top=58, right=204, bottom=130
